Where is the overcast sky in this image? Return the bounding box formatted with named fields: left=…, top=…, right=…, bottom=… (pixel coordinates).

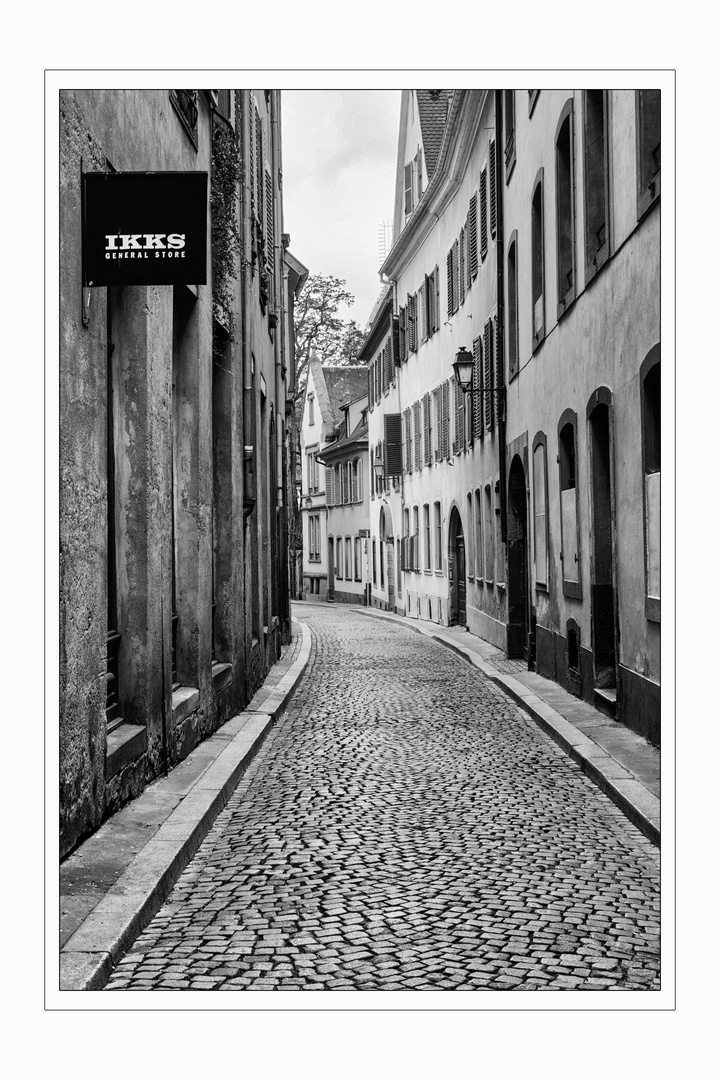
left=280, top=90, right=401, bottom=329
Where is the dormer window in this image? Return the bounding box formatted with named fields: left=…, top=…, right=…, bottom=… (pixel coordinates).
left=308, top=393, right=315, bottom=425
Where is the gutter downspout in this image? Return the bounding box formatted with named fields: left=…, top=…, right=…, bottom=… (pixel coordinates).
left=240, top=91, right=256, bottom=523
left=495, top=90, right=508, bottom=549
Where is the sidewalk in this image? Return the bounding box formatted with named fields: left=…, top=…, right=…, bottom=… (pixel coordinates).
left=59, top=620, right=312, bottom=992
left=355, top=606, right=660, bottom=848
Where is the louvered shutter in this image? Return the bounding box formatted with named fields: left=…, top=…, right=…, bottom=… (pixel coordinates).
left=326, top=465, right=333, bottom=506
left=417, top=147, right=423, bottom=200
left=423, top=394, right=431, bottom=465
left=386, top=335, right=394, bottom=385
left=407, top=294, right=416, bottom=352
left=385, top=414, right=403, bottom=476
left=472, top=335, right=483, bottom=442
left=452, top=240, right=459, bottom=313
left=357, top=459, right=362, bottom=502
left=468, top=193, right=478, bottom=279
left=417, top=282, right=425, bottom=342
left=424, top=274, right=432, bottom=338
left=368, top=364, right=373, bottom=411
left=249, top=103, right=256, bottom=207
left=459, top=227, right=466, bottom=304
left=484, top=320, right=494, bottom=431
left=392, top=314, right=400, bottom=368
left=446, top=249, right=454, bottom=319
left=489, top=139, right=497, bottom=238
left=458, top=379, right=466, bottom=452
left=480, top=167, right=488, bottom=259
left=413, top=401, right=421, bottom=471
left=398, top=307, right=406, bottom=361
left=255, top=108, right=263, bottom=223
left=404, top=408, right=413, bottom=473
left=265, top=167, right=274, bottom=275
left=442, top=381, right=450, bottom=458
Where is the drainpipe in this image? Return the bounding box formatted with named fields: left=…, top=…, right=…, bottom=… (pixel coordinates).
left=239, top=91, right=256, bottom=522
left=495, top=90, right=508, bottom=547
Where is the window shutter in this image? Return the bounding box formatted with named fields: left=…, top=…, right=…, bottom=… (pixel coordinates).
left=404, top=407, right=413, bottom=473
left=404, top=163, right=413, bottom=215
left=255, top=108, right=263, bottom=223
left=459, top=227, right=466, bottom=304
left=442, top=381, right=450, bottom=458
left=249, top=104, right=256, bottom=207
left=417, top=146, right=423, bottom=200
left=489, top=139, right=497, bottom=238
left=468, top=193, right=478, bottom=279
left=368, top=364, right=373, bottom=411
left=472, top=335, right=483, bottom=442
left=413, top=401, right=422, bottom=471
left=384, top=414, right=403, bottom=476
left=423, top=393, right=431, bottom=465
left=407, top=293, right=416, bottom=352
left=480, top=166, right=488, bottom=259
left=264, top=167, right=274, bottom=275
left=424, top=274, right=432, bottom=338
left=386, top=335, right=394, bottom=384
left=392, top=314, right=400, bottom=367
left=398, top=307, right=406, bottom=361
left=357, top=459, right=362, bottom=501
left=446, top=248, right=454, bottom=319
left=452, top=240, right=459, bottom=313
left=417, top=282, right=425, bottom=342
left=484, top=320, right=494, bottom=431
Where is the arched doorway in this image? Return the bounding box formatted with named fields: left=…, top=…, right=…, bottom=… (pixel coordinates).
left=587, top=389, right=618, bottom=700
left=379, top=505, right=395, bottom=610
left=448, top=506, right=466, bottom=626
left=507, top=455, right=529, bottom=658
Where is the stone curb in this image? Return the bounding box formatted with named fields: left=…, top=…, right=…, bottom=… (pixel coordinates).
left=59, top=621, right=312, bottom=992
left=356, top=607, right=660, bottom=848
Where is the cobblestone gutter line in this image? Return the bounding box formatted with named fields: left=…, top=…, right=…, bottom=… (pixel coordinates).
left=356, top=608, right=660, bottom=848
left=59, top=622, right=312, bottom=992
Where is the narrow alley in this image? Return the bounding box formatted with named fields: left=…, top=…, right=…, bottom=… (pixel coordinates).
left=104, top=603, right=660, bottom=992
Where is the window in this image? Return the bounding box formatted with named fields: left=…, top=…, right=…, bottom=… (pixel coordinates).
left=404, top=407, right=413, bottom=474
left=641, top=347, right=660, bottom=619
left=474, top=490, right=483, bottom=579
left=434, top=502, right=442, bottom=571
left=335, top=537, right=343, bottom=579
left=352, top=458, right=362, bottom=502
left=489, top=139, right=497, bottom=239
left=472, top=336, right=484, bottom=442
left=532, top=435, right=548, bottom=588
left=307, top=450, right=317, bottom=493
left=380, top=539, right=385, bottom=587
left=384, top=413, right=403, bottom=477
left=354, top=537, right=362, bottom=581
left=466, top=493, right=475, bottom=580
left=407, top=292, right=418, bottom=352
left=495, top=482, right=504, bottom=585
left=583, top=90, right=610, bottom=281
left=404, top=161, right=414, bottom=217
left=504, top=90, right=516, bottom=175
left=531, top=170, right=545, bottom=347
left=413, top=506, right=420, bottom=571
left=483, top=321, right=495, bottom=432
left=468, top=193, right=478, bottom=279
left=372, top=539, right=377, bottom=584
left=308, top=514, right=321, bottom=561
left=307, top=390, right=315, bottom=426
left=636, top=90, right=660, bottom=218
left=346, top=537, right=352, bottom=579
left=370, top=448, right=375, bottom=498
left=555, top=102, right=576, bottom=316
left=558, top=411, right=581, bottom=598
left=484, top=485, right=494, bottom=581
left=423, top=505, right=431, bottom=570
left=441, top=381, right=451, bottom=458
left=528, top=90, right=540, bottom=116
left=507, top=234, right=519, bottom=379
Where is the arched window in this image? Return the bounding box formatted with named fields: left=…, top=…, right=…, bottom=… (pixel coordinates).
left=583, top=90, right=609, bottom=281
left=555, top=100, right=576, bottom=315
left=531, top=169, right=545, bottom=347
left=532, top=433, right=549, bottom=588
left=558, top=410, right=581, bottom=598
left=641, top=346, right=660, bottom=620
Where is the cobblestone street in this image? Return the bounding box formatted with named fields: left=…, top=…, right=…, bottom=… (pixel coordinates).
left=105, top=603, right=660, bottom=992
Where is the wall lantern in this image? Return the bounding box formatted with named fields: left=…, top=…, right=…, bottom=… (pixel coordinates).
left=373, top=452, right=385, bottom=481
left=452, top=346, right=475, bottom=393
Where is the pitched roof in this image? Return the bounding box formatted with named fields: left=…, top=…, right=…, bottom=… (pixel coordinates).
left=322, top=366, right=369, bottom=426
left=416, top=90, right=453, bottom=179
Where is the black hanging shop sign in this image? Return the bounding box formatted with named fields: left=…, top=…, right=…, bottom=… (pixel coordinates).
left=82, top=171, right=208, bottom=287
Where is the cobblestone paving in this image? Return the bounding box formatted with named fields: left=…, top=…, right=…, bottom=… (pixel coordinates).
left=106, top=603, right=660, bottom=992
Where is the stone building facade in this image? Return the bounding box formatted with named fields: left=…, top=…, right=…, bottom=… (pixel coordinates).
left=60, top=89, right=302, bottom=857
left=371, top=88, right=661, bottom=745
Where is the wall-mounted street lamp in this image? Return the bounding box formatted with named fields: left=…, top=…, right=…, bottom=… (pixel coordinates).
left=452, top=346, right=475, bottom=393
left=373, top=451, right=385, bottom=482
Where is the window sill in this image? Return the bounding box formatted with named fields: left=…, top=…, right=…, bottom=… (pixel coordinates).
left=172, top=686, right=200, bottom=725
left=106, top=722, right=146, bottom=780
left=557, top=287, right=576, bottom=321
left=535, top=582, right=549, bottom=593
left=646, top=596, right=660, bottom=623
left=212, top=662, right=233, bottom=694
left=562, top=580, right=583, bottom=600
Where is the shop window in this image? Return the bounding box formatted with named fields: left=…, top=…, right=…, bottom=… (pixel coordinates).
left=583, top=90, right=610, bottom=281
left=555, top=101, right=576, bottom=316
